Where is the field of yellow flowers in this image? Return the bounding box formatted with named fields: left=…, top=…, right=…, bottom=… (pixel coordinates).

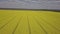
left=0, top=10, right=60, bottom=34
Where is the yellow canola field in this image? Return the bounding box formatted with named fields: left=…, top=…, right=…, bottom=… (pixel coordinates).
left=0, top=10, right=60, bottom=34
